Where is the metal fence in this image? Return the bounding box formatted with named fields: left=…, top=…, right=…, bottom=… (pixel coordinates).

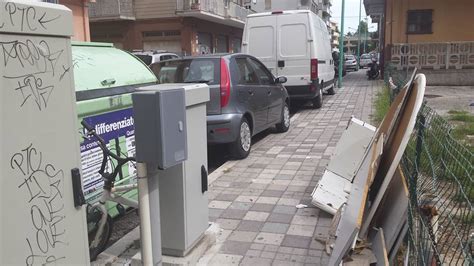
left=384, top=65, right=473, bottom=265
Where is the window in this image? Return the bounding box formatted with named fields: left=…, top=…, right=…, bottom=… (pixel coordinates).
left=160, top=55, right=176, bottom=61
left=197, top=32, right=212, bottom=54
left=152, top=59, right=218, bottom=85
left=247, top=58, right=274, bottom=85
left=407, top=10, right=433, bottom=34
left=235, top=58, right=259, bottom=85
left=134, top=55, right=152, bottom=65
left=216, top=35, right=228, bottom=53
left=232, top=38, right=242, bottom=53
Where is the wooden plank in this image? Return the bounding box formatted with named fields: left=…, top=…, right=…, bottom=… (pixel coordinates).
left=389, top=221, right=408, bottom=264
left=371, top=167, right=408, bottom=250
left=371, top=228, right=389, bottom=266
left=361, top=74, right=426, bottom=238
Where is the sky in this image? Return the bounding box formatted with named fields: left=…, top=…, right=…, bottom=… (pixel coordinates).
left=330, top=0, right=378, bottom=34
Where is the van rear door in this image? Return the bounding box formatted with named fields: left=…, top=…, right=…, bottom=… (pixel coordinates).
left=276, top=13, right=311, bottom=86
left=243, top=16, right=278, bottom=76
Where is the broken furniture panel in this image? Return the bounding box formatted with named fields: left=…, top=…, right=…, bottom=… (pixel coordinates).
left=311, top=170, right=352, bottom=215
left=361, top=74, right=426, bottom=239
left=389, top=221, right=408, bottom=264
left=362, top=166, right=409, bottom=250
left=327, top=117, right=376, bottom=181
left=328, top=124, right=385, bottom=265
left=371, top=228, right=389, bottom=266
left=311, top=117, right=375, bottom=215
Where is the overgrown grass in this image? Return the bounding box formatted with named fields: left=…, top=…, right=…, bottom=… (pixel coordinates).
left=446, top=110, right=474, bottom=152
left=373, top=86, right=391, bottom=125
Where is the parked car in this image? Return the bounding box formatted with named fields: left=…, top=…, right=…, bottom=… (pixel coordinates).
left=345, top=54, right=358, bottom=71
left=132, top=50, right=179, bottom=66
left=242, top=10, right=336, bottom=109
left=150, top=54, right=291, bottom=159
left=359, top=54, right=372, bottom=68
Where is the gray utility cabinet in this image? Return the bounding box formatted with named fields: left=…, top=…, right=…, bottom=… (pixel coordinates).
left=135, top=83, right=210, bottom=257
left=0, top=1, right=90, bottom=264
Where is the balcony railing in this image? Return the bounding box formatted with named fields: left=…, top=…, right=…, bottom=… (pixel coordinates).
left=89, top=0, right=135, bottom=21
left=390, top=42, right=474, bottom=70
left=177, top=0, right=225, bottom=16
left=227, top=1, right=251, bottom=22
left=176, top=0, right=251, bottom=27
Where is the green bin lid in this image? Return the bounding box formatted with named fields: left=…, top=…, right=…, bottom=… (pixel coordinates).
left=72, top=41, right=157, bottom=91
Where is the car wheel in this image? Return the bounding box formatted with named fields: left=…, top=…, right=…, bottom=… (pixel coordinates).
left=230, top=117, right=252, bottom=159
left=276, top=102, right=290, bottom=133
left=312, top=86, right=323, bottom=109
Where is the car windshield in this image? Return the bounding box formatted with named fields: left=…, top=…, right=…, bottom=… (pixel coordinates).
left=151, top=59, right=219, bottom=85
left=134, top=54, right=152, bottom=65
left=361, top=54, right=371, bottom=59
left=345, top=55, right=355, bottom=60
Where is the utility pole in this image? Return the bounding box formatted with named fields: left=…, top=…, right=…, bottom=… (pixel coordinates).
left=338, top=0, right=345, bottom=88
left=356, top=0, right=361, bottom=71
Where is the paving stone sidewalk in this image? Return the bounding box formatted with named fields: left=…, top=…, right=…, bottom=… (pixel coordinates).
left=202, top=71, right=380, bottom=266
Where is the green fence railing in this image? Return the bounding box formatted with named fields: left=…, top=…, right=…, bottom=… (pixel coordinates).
left=385, top=64, right=473, bottom=265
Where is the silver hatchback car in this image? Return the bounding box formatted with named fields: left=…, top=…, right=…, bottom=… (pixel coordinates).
left=151, top=53, right=290, bottom=159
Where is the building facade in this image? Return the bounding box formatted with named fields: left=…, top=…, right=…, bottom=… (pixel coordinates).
left=365, top=0, right=474, bottom=71
left=251, top=0, right=332, bottom=26
left=330, top=21, right=339, bottom=50
left=43, top=0, right=91, bottom=41
left=88, top=0, right=252, bottom=55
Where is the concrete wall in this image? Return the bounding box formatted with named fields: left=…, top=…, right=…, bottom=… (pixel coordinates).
left=392, top=69, right=474, bottom=86
left=60, top=0, right=90, bottom=41
left=385, top=0, right=474, bottom=45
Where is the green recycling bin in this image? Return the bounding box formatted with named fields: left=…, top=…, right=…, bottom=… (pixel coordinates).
left=72, top=42, right=157, bottom=217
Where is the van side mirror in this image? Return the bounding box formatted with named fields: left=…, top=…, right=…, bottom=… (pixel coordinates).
left=275, top=76, right=287, bottom=84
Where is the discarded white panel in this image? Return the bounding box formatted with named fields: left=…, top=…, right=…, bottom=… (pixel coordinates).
left=327, top=117, right=375, bottom=181
left=328, top=153, right=372, bottom=265
left=311, top=171, right=352, bottom=215
left=311, top=117, right=375, bottom=215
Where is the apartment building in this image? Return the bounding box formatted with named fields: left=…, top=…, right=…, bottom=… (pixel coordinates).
left=330, top=21, right=339, bottom=50
left=88, top=0, right=252, bottom=55
left=365, top=0, right=474, bottom=70
left=42, top=0, right=91, bottom=41
left=365, top=0, right=474, bottom=84
left=251, top=0, right=332, bottom=26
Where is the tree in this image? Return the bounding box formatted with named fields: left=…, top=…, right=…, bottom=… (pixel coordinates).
left=355, top=20, right=368, bottom=35
left=370, top=31, right=379, bottom=39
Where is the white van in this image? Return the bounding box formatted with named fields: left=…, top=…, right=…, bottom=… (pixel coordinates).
left=242, top=10, right=336, bottom=108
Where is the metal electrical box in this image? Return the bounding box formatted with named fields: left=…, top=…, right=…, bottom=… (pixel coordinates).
left=134, top=83, right=210, bottom=257
left=0, top=1, right=89, bottom=264
left=133, top=88, right=187, bottom=169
